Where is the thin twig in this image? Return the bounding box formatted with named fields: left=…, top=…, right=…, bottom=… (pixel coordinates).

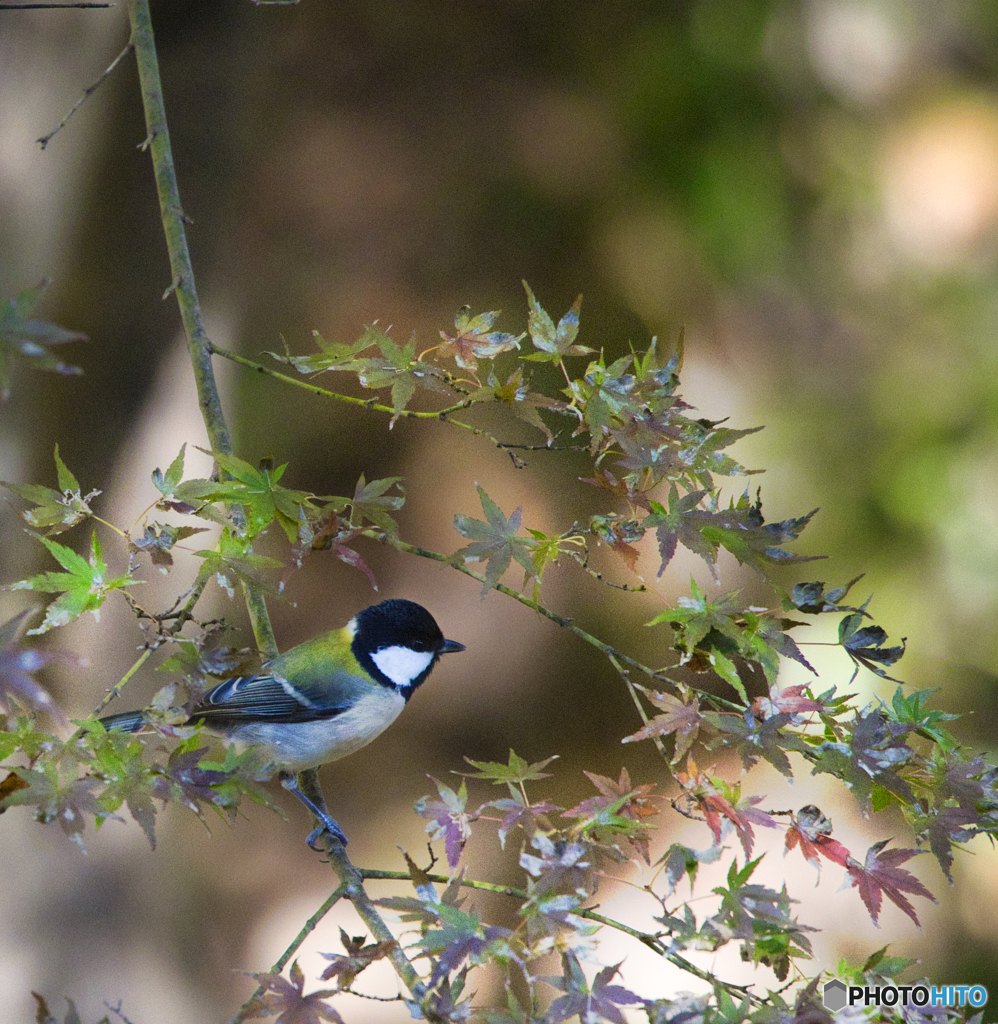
left=608, top=652, right=669, bottom=759
left=229, top=881, right=350, bottom=1024
left=359, top=868, right=761, bottom=1005
left=382, top=534, right=748, bottom=712
left=326, top=845, right=426, bottom=998
left=37, top=42, right=133, bottom=150
left=207, top=343, right=587, bottom=464
left=1, top=3, right=111, bottom=7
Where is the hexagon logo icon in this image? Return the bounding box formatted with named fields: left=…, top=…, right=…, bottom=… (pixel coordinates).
left=823, top=979, right=848, bottom=1011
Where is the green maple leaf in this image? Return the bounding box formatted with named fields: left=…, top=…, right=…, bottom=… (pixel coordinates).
left=469, top=364, right=572, bottom=443
left=8, top=532, right=138, bottom=634
left=563, top=353, right=639, bottom=453
left=453, top=484, right=537, bottom=595
left=353, top=324, right=453, bottom=421
left=0, top=444, right=100, bottom=535
left=0, top=280, right=86, bottom=399
left=193, top=530, right=284, bottom=599
left=264, top=329, right=373, bottom=374
left=462, top=749, right=559, bottom=794
left=210, top=452, right=314, bottom=542
left=151, top=443, right=188, bottom=498
left=521, top=281, right=593, bottom=363
left=647, top=581, right=745, bottom=657
left=321, top=474, right=405, bottom=539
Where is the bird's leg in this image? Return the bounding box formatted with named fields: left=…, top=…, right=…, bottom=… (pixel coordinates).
left=279, top=768, right=347, bottom=848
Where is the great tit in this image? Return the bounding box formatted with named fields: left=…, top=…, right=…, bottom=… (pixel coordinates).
left=100, top=598, right=465, bottom=846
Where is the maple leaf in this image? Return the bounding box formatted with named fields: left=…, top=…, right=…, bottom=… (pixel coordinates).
left=193, top=530, right=284, bottom=599
left=415, top=902, right=515, bottom=989
left=813, top=708, right=918, bottom=811
left=676, top=763, right=778, bottom=858
left=0, top=608, right=71, bottom=723
left=838, top=612, right=906, bottom=683
left=1, top=444, right=100, bottom=535
left=621, top=685, right=702, bottom=764
left=705, top=709, right=810, bottom=778
left=319, top=473, right=404, bottom=540
left=919, top=753, right=998, bottom=881
left=562, top=353, right=644, bottom=454
left=522, top=281, right=593, bottom=363
left=415, top=776, right=473, bottom=868
left=30, top=992, right=96, bottom=1024
left=845, top=839, right=937, bottom=928
left=151, top=443, right=188, bottom=499
left=653, top=841, right=724, bottom=896
left=194, top=451, right=316, bottom=543
left=263, top=329, right=373, bottom=374
left=609, top=423, right=686, bottom=489
left=643, top=485, right=714, bottom=575
left=477, top=791, right=559, bottom=848
left=0, top=280, right=86, bottom=399
left=352, top=324, right=454, bottom=422
left=784, top=804, right=852, bottom=870
left=129, top=523, right=208, bottom=572
left=453, top=485, right=537, bottom=595
left=286, top=474, right=405, bottom=588
left=153, top=745, right=237, bottom=819
left=8, top=531, right=139, bottom=635
left=469, top=363, right=571, bottom=443
left=293, top=512, right=377, bottom=589
left=1, top=765, right=113, bottom=851
left=244, top=961, right=343, bottom=1024
left=436, top=305, right=524, bottom=370
left=588, top=513, right=644, bottom=574
left=562, top=767, right=661, bottom=862
left=676, top=419, right=763, bottom=481
left=752, top=683, right=829, bottom=723
left=319, top=928, right=396, bottom=988
left=520, top=833, right=595, bottom=901
left=463, top=749, right=558, bottom=793
left=787, top=575, right=866, bottom=614
left=544, top=952, right=641, bottom=1024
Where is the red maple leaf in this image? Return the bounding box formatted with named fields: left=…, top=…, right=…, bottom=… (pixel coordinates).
left=846, top=839, right=937, bottom=927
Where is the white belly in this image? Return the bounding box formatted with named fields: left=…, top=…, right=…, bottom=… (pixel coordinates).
left=226, top=688, right=407, bottom=772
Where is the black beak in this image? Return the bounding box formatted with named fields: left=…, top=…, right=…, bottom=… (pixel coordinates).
left=440, top=638, right=466, bottom=654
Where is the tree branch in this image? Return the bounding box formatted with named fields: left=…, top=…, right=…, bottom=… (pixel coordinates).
left=37, top=42, right=133, bottom=150
left=126, top=0, right=277, bottom=657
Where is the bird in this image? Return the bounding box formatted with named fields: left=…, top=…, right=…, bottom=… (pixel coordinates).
left=99, top=598, right=465, bottom=847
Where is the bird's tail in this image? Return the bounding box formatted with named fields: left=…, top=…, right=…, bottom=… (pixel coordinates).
left=99, top=710, right=147, bottom=733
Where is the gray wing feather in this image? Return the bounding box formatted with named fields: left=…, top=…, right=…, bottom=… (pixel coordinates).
left=192, top=673, right=350, bottom=724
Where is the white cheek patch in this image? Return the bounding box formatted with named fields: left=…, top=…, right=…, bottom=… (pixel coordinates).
left=371, top=645, right=434, bottom=687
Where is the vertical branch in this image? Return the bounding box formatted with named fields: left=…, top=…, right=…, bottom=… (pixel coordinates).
left=126, top=0, right=277, bottom=657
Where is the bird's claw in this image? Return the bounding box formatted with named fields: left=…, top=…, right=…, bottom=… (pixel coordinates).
left=306, top=821, right=347, bottom=850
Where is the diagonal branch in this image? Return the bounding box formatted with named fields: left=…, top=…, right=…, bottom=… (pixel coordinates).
left=37, top=41, right=134, bottom=150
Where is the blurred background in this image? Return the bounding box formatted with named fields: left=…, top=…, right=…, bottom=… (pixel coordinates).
left=3, top=0, right=998, bottom=1020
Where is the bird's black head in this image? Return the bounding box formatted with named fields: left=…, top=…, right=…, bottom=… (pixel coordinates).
left=351, top=598, right=465, bottom=695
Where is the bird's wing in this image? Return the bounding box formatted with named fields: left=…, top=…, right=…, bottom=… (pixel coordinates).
left=191, top=672, right=351, bottom=724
